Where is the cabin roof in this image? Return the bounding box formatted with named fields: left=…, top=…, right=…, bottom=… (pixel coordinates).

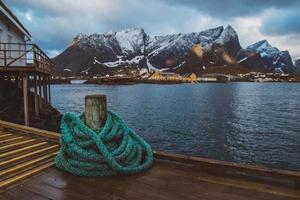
left=0, top=1, right=31, bottom=39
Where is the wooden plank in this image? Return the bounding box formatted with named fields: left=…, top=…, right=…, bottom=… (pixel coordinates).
left=22, top=74, right=29, bottom=126
left=0, top=161, right=54, bottom=190
left=0, top=120, right=59, bottom=141
left=34, top=76, right=39, bottom=116
left=154, top=151, right=300, bottom=186
left=5, top=165, right=298, bottom=200
left=1, top=187, right=51, bottom=200
left=0, top=66, right=52, bottom=75
left=48, top=77, right=51, bottom=104
left=0, top=134, right=14, bottom=139
left=0, top=136, right=25, bottom=144
left=0, top=145, right=58, bottom=168
left=0, top=139, right=36, bottom=152
left=0, top=152, right=57, bottom=178
left=0, top=142, right=48, bottom=159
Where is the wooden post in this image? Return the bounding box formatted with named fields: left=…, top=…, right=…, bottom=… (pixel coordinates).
left=296, top=179, right=300, bottom=189
left=42, top=76, right=45, bottom=103
left=44, top=76, right=48, bottom=104
left=38, top=76, right=43, bottom=110
left=48, top=77, right=51, bottom=104
left=85, top=95, right=107, bottom=130
left=0, top=75, right=3, bottom=100
left=22, top=74, right=29, bottom=126
left=34, top=76, right=39, bottom=116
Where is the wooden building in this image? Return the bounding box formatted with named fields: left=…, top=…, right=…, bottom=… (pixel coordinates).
left=182, top=73, right=198, bottom=82
left=149, top=71, right=182, bottom=81
left=0, top=1, right=54, bottom=126
left=198, top=73, right=230, bottom=82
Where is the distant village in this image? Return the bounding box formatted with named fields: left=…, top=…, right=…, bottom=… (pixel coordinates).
left=51, top=67, right=299, bottom=84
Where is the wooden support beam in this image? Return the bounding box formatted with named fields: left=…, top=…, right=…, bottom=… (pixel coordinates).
left=48, top=77, right=51, bottom=104
left=85, top=95, right=107, bottom=130
left=22, top=74, right=29, bottom=126
left=34, top=76, right=39, bottom=116
left=0, top=75, right=3, bottom=100
left=43, top=76, right=48, bottom=104
left=38, top=76, right=43, bottom=110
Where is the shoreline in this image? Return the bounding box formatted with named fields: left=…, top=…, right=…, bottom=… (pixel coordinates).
left=50, top=78, right=300, bottom=85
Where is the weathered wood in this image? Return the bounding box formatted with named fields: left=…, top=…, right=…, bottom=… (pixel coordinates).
left=84, top=95, right=107, bottom=130
left=0, top=136, right=25, bottom=144
left=43, top=76, right=48, bottom=104
left=48, top=77, right=51, bottom=104
left=0, top=76, right=4, bottom=100
left=0, top=142, right=48, bottom=159
left=22, top=74, right=29, bottom=126
left=33, top=76, right=39, bottom=116
left=0, top=152, right=57, bottom=178
left=0, top=139, right=36, bottom=152
left=38, top=76, right=43, bottom=110
left=154, top=151, right=300, bottom=188
left=0, top=134, right=13, bottom=139
left=2, top=162, right=300, bottom=200
left=0, top=145, right=58, bottom=168
left=0, top=161, right=54, bottom=190
left=0, top=120, right=59, bottom=141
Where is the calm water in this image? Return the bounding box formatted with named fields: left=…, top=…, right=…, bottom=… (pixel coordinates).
left=51, top=83, right=300, bottom=171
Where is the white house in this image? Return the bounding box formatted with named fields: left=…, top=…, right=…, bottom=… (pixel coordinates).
left=0, top=1, right=54, bottom=127
left=0, top=0, right=31, bottom=66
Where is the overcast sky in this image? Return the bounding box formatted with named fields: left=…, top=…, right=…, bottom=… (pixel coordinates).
left=5, top=0, right=300, bottom=60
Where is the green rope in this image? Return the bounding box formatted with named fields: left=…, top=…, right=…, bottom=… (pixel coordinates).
left=55, top=111, right=153, bottom=176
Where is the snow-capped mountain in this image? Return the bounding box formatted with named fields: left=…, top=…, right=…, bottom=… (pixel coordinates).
left=53, top=26, right=296, bottom=76
left=246, top=40, right=294, bottom=73
left=294, top=58, right=300, bottom=74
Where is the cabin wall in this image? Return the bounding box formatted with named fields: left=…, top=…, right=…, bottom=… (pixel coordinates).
left=0, top=12, right=26, bottom=67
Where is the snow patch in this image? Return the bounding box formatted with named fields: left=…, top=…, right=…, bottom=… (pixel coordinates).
left=146, top=58, right=159, bottom=72
left=237, top=57, right=248, bottom=63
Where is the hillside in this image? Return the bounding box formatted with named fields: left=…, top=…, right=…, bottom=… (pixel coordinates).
left=53, top=26, right=297, bottom=76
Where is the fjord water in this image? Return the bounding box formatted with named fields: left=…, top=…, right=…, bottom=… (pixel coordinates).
left=52, top=83, right=300, bottom=171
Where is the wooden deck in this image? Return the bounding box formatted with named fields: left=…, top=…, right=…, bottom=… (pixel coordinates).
left=0, top=43, right=54, bottom=75
left=0, top=120, right=300, bottom=200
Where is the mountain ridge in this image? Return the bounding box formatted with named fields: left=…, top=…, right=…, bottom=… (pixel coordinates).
left=53, top=26, right=298, bottom=76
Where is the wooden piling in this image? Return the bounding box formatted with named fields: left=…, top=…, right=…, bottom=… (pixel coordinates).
left=34, top=76, right=39, bottom=116
left=84, top=95, right=107, bottom=130
left=0, top=75, right=3, bottom=100
left=22, top=74, right=29, bottom=126
left=43, top=76, right=48, bottom=104
left=48, top=77, right=51, bottom=104
left=38, top=76, right=43, bottom=110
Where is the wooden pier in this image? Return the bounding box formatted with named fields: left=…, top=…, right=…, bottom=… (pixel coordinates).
left=0, top=43, right=54, bottom=127
left=0, top=120, right=299, bottom=199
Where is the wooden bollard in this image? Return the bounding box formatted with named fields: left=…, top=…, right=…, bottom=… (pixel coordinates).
left=85, top=95, right=107, bottom=130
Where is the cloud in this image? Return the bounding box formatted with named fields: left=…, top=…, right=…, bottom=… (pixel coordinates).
left=6, top=0, right=200, bottom=51
left=261, top=8, right=300, bottom=36
left=159, top=0, right=299, bottom=18
left=4, top=0, right=300, bottom=59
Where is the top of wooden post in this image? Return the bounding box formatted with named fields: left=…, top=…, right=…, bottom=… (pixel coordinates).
left=85, top=95, right=107, bottom=130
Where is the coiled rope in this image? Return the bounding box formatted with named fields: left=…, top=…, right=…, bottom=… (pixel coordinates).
left=55, top=111, right=153, bottom=176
